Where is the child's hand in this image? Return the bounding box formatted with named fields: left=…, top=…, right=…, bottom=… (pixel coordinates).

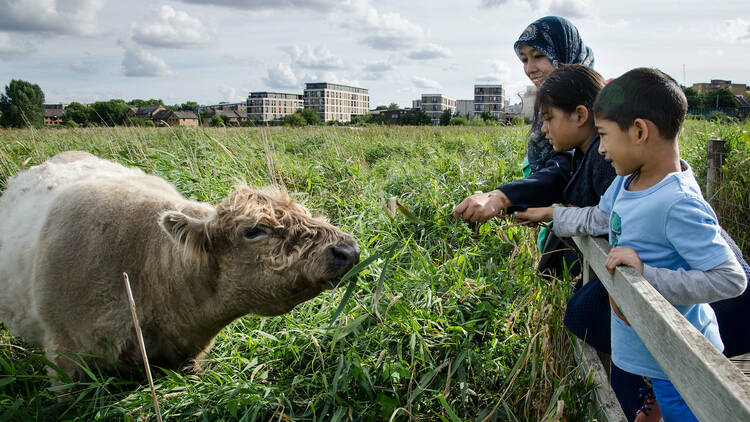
left=605, top=247, right=643, bottom=275
left=454, top=190, right=511, bottom=222
left=514, top=206, right=553, bottom=224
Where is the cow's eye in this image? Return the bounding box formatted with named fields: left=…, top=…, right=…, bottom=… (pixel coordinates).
left=243, top=227, right=266, bottom=240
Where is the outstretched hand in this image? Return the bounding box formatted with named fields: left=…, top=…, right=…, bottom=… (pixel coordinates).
left=605, top=247, right=644, bottom=275
left=453, top=190, right=511, bottom=223
left=513, top=206, right=553, bottom=225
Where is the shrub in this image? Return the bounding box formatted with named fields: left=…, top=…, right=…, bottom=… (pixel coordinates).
left=511, top=115, right=525, bottom=126
left=449, top=116, right=469, bottom=125
left=283, top=113, right=306, bottom=127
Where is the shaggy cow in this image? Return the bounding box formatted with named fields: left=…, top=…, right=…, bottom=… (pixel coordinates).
left=0, top=151, right=359, bottom=380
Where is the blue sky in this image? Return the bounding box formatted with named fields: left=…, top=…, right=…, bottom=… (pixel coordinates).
left=1, top=0, right=748, bottom=107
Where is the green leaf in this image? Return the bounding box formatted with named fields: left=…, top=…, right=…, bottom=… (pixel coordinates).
left=328, top=242, right=396, bottom=327
left=438, top=394, right=462, bottom=422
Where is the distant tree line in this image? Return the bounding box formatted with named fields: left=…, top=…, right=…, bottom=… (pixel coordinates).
left=682, top=87, right=741, bottom=109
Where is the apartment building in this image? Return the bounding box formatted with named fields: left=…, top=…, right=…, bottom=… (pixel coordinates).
left=692, top=79, right=747, bottom=96
left=520, top=85, right=537, bottom=120
left=199, top=102, right=248, bottom=115
left=456, top=100, right=474, bottom=119
left=304, top=82, right=369, bottom=123
left=248, top=92, right=303, bottom=123
left=474, top=84, right=504, bottom=119
left=420, top=94, right=456, bottom=124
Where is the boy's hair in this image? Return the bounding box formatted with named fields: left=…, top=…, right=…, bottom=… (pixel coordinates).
left=593, top=68, right=687, bottom=140
left=535, top=64, right=604, bottom=115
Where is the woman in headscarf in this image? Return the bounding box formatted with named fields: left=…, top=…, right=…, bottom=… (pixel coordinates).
left=454, top=16, right=595, bottom=223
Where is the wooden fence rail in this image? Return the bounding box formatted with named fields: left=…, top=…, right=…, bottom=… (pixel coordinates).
left=572, top=235, right=750, bottom=421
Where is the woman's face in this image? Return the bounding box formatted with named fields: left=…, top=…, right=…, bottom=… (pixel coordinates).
left=519, top=44, right=555, bottom=87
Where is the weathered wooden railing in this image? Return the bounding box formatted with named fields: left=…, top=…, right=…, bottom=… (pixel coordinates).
left=571, top=235, right=750, bottom=421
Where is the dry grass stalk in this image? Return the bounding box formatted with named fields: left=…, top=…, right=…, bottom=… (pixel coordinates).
left=123, top=272, right=163, bottom=422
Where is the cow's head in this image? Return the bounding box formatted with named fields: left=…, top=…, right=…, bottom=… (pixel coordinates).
left=160, top=186, right=359, bottom=316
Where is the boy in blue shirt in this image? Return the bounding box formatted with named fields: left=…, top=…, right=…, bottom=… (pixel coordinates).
left=518, top=68, right=746, bottom=421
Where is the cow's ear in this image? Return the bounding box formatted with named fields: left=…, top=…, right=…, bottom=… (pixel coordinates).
left=159, top=211, right=212, bottom=258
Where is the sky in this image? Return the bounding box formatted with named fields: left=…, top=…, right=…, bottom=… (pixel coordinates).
left=1, top=0, right=749, bottom=108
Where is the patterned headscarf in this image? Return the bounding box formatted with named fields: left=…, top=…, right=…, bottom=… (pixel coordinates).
left=514, top=16, right=594, bottom=173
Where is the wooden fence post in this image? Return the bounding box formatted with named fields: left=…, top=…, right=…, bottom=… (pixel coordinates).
left=706, top=139, right=727, bottom=206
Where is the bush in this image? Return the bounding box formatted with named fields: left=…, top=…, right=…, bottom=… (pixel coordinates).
left=511, top=115, right=526, bottom=126
left=707, top=111, right=738, bottom=124
left=283, top=113, right=306, bottom=127
left=63, top=120, right=78, bottom=128
left=209, top=115, right=225, bottom=127
left=449, top=116, right=469, bottom=125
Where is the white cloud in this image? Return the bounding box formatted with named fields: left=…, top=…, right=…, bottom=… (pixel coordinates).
left=363, top=60, right=394, bottom=73
left=719, top=19, right=750, bottom=43
left=130, top=5, right=213, bottom=49
left=219, top=86, right=244, bottom=103
left=408, top=43, right=452, bottom=60
left=176, top=0, right=339, bottom=12
left=478, top=0, right=594, bottom=18
left=0, top=32, right=35, bottom=55
left=263, top=62, right=300, bottom=89
left=475, top=59, right=511, bottom=82
left=0, top=0, right=105, bottom=36
left=284, top=45, right=344, bottom=70
left=546, top=0, right=594, bottom=19
left=479, top=0, right=507, bottom=7
left=412, top=76, right=441, bottom=90
left=69, top=59, right=93, bottom=73
left=338, top=0, right=425, bottom=51
left=121, top=44, right=173, bottom=77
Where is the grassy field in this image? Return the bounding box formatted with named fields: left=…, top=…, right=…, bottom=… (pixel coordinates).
left=0, top=120, right=747, bottom=421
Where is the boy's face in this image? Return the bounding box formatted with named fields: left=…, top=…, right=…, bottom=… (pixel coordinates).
left=596, top=118, right=640, bottom=176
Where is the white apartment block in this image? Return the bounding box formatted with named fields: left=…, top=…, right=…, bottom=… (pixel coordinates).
left=420, top=94, right=456, bottom=125
left=474, top=84, right=505, bottom=119
left=304, top=82, right=369, bottom=123
left=412, top=99, right=422, bottom=109
left=456, top=100, right=474, bottom=119
left=248, top=92, right=303, bottom=123
left=520, top=85, right=537, bottom=119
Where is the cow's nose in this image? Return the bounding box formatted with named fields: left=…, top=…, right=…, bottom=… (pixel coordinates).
left=327, top=241, right=360, bottom=271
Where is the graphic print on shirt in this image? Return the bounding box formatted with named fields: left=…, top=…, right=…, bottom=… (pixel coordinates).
left=609, top=211, right=621, bottom=247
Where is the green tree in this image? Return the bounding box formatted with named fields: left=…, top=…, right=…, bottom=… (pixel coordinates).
left=283, top=113, right=306, bottom=127
left=209, top=114, right=225, bottom=127
left=682, top=87, right=702, bottom=109
left=128, top=98, right=164, bottom=107
left=439, top=109, right=452, bottom=126
left=388, top=102, right=399, bottom=110
left=479, top=109, right=497, bottom=122
left=375, top=105, right=388, bottom=110
left=299, top=108, right=321, bottom=125
left=179, top=101, right=199, bottom=111
left=351, top=114, right=375, bottom=125
left=0, top=79, right=45, bottom=128
left=397, top=109, right=431, bottom=125
left=62, top=102, right=92, bottom=125
left=700, top=89, right=738, bottom=108
left=89, top=99, right=129, bottom=126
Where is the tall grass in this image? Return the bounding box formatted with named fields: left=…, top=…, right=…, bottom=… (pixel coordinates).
left=0, top=121, right=746, bottom=421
